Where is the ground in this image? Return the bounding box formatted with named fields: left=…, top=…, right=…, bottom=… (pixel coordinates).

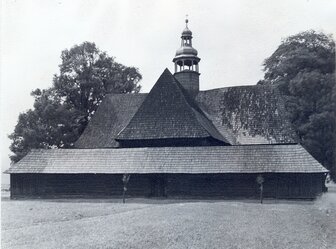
left=1, top=185, right=336, bottom=249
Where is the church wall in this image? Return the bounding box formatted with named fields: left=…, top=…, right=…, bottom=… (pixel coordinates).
left=10, top=174, right=152, bottom=198
left=165, top=173, right=325, bottom=199
left=9, top=173, right=325, bottom=199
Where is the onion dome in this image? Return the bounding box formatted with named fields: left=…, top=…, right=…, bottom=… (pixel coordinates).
left=182, top=26, right=192, bottom=37
left=175, top=46, right=198, bottom=56
left=173, top=17, right=199, bottom=59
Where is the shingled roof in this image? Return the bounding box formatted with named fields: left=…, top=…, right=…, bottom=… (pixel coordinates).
left=75, top=69, right=297, bottom=148
left=116, top=69, right=230, bottom=143
left=75, top=93, right=147, bottom=148
left=5, top=145, right=327, bottom=174
left=196, top=85, right=298, bottom=144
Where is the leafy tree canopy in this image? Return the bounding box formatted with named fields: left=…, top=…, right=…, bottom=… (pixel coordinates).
left=9, top=42, right=142, bottom=163
left=259, top=30, right=336, bottom=180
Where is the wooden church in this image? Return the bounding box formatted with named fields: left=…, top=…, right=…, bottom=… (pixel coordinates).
left=6, top=19, right=328, bottom=199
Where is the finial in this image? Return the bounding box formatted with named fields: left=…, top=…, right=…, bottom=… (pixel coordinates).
left=185, top=14, right=189, bottom=27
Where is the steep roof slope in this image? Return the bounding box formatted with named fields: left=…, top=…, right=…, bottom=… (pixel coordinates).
left=5, top=145, right=327, bottom=174
left=116, top=69, right=230, bottom=143
left=75, top=93, right=147, bottom=148
left=196, top=85, right=298, bottom=144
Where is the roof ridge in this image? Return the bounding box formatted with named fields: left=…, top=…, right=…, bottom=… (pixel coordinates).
left=199, top=84, right=273, bottom=93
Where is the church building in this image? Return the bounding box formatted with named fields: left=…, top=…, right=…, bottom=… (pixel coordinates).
left=6, top=19, right=328, bottom=199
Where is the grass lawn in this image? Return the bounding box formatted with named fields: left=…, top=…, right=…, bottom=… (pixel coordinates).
left=2, top=186, right=336, bottom=249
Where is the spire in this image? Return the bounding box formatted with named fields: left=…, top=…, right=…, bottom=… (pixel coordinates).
left=172, top=18, right=201, bottom=95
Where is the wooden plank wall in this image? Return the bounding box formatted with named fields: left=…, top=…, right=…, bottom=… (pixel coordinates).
left=10, top=174, right=152, bottom=198
left=10, top=173, right=325, bottom=199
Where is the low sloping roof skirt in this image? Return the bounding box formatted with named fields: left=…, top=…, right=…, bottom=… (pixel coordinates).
left=5, top=144, right=327, bottom=174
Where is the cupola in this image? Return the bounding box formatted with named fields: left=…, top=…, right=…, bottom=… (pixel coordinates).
left=173, top=18, right=201, bottom=95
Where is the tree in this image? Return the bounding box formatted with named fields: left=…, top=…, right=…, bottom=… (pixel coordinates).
left=9, top=88, right=84, bottom=162
left=260, top=30, right=336, bottom=180
left=9, top=42, right=142, bottom=163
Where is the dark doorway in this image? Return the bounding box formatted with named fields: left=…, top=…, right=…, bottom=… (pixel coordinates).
left=150, top=175, right=166, bottom=197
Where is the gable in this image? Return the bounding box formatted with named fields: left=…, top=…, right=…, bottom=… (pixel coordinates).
left=116, top=69, right=230, bottom=144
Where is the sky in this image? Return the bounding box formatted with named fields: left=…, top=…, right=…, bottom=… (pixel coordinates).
left=1, top=0, right=335, bottom=184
